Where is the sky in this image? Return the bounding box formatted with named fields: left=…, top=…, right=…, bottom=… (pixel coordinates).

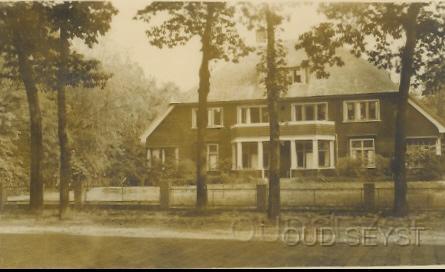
left=74, top=0, right=325, bottom=92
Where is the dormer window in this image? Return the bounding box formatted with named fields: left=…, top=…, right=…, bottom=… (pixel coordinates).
left=287, top=67, right=307, bottom=84
left=292, top=70, right=302, bottom=83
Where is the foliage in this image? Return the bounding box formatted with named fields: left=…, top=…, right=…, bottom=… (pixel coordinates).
left=336, top=157, right=363, bottom=178
left=0, top=79, right=28, bottom=187
left=406, top=146, right=443, bottom=181
left=239, top=2, right=294, bottom=95
left=295, top=2, right=445, bottom=92
left=336, top=155, right=391, bottom=180
left=135, top=2, right=252, bottom=62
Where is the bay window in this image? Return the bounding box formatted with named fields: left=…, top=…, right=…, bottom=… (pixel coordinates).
left=318, top=140, right=331, bottom=168
left=295, top=140, right=313, bottom=168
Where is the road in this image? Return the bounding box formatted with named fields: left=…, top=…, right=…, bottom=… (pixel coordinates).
left=0, top=233, right=443, bottom=268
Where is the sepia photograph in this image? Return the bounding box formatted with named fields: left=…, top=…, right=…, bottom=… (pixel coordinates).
left=0, top=0, right=445, bottom=268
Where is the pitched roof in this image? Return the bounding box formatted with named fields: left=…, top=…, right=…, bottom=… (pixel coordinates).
left=408, top=96, right=445, bottom=133
left=174, top=41, right=398, bottom=104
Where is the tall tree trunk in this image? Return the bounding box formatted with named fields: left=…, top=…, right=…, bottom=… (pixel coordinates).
left=393, top=4, right=421, bottom=217
left=57, top=25, right=72, bottom=218
left=196, top=4, right=215, bottom=209
left=265, top=5, right=281, bottom=220
left=15, top=44, right=44, bottom=212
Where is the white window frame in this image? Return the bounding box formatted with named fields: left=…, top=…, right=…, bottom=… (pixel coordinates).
left=207, top=143, right=219, bottom=171
left=192, top=107, right=224, bottom=129
left=291, top=102, right=328, bottom=122
left=147, top=147, right=179, bottom=168
left=237, top=105, right=269, bottom=125
left=406, top=136, right=440, bottom=156
left=318, top=140, right=331, bottom=169
left=349, top=138, right=376, bottom=168
left=287, top=67, right=306, bottom=84
left=343, top=99, right=380, bottom=122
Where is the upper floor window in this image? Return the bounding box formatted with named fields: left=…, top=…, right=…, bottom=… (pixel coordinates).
left=192, top=107, right=224, bottom=128
left=287, top=67, right=307, bottom=84
left=292, top=102, right=328, bottom=121
left=343, top=100, right=380, bottom=122
left=238, top=105, right=269, bottom=124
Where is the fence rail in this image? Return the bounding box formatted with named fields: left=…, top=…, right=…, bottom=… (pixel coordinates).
left=4, top=182, right=445, bottom=211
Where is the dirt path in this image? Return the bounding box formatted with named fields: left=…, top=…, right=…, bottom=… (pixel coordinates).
left=0, top=233, right=443, bottom=268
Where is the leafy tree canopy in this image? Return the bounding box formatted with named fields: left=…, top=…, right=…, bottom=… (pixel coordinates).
left=135, top=1, right=253, bottom=62
left=295, top=2, right=445, bottom=94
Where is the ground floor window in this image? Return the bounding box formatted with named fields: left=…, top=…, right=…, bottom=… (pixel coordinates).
left=147, top=147, right=178, bottom=168
left=318, top=140, right=331, bottom=168
left=242, top=142, right=258, bottom=169
left=207, top=143, right=219, bottom=171
left=350, top=138, right=375, bottom=168
left=263, top=142, right=269, bottom=169
left=295, top=140, right=313, bottom=168
left=407, top=137, right=437, bottom=153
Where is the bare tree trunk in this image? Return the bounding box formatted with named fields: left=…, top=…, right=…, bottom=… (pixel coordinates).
left=196, top=4, right=215, bottom=209
left=265, top=5, right=281, bottom=220
left=57, top=25, right=72, bottom=218
left=393, top=4, right=421, bottom=217
left=15, top=44, right=44, bottom=212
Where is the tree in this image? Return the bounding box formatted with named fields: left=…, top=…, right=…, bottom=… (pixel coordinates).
left=135, top=1, right=252, bottom=209
left=45, top=1, right=117, bottom=217
left=295, top=2, right=445, bottom=216
left=240, top=2, right=292, bottom=220
left=0, top=2, right=54, bottom=212
left=0, top=79, right=28, bottom=189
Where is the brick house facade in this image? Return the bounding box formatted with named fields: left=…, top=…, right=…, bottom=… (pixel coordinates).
left=141, top=45, right=445, bottom=178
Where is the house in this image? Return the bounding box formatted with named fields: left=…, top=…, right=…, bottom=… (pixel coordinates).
left=141, top=43, right=445, bottom=179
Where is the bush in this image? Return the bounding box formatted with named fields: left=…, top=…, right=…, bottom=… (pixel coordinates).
left=336, top=157, right=363, bottom=178
left=406, top=147, right=443, bottom=181
left=335, top=155, right=392, bottom=181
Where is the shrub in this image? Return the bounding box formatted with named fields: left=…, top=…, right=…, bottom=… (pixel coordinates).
left=336, top=157, right=363, bottom=178
left=335, top=155, right=392, bottom=181
left=406, top=147, right=443, bottom=181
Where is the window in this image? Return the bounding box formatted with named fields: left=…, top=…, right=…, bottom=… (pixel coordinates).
left=207, top=144, right=219, bottom=171
left=350, top=138, right=376, bottom=168
left=344, top=100, right=380, bottom=122
left=192, top=107, right=224, bottom=128
left=318, top=140, right=331, bottom=168
left=292, top=103, right=328, bottom=121
left=147, top=147, right=178, bottom=168
left=288, top=68, right=306, bottom=84
left=238, top=106, right=269, bottom=124
left=407, top=137, right=437, bottom=153
left=295, top=140, right=313, bottom=168
left=262, top=142, right=269, bottom=169
left=242, top=142, right=258, bottom=169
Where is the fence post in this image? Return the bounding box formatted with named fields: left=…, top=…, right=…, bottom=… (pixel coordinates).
left=256, top=184, right=267, bottom=212
left=0, top=183, right=6, bottom=211
left=160, top=181, right=170, bottom=210
left=363, top=182, right=375, bottom=212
